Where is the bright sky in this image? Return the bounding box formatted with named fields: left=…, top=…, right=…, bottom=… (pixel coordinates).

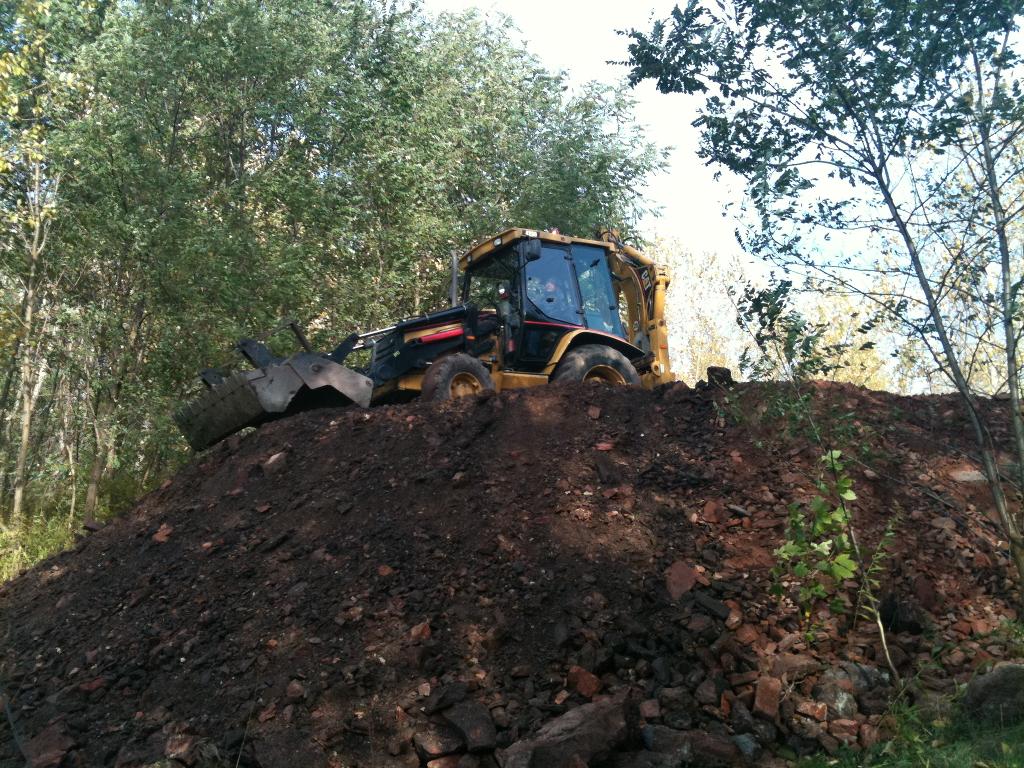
left=421, top=0, right=744, bottom=256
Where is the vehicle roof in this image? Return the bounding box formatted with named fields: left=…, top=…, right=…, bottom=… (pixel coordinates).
left=460, top=228, right=613, bottom=270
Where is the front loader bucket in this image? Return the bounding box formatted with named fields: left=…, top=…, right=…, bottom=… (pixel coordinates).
left=175, top=352, right=374, bottom=451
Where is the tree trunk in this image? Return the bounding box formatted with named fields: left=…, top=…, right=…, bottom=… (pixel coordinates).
left=11, top=355, right=47, bottom=526
left=970, top=50, right=1024, bottom=611
left=8, top=162, right=56, bottom=526
left=83, top=447, right=104, bottom=523
left=874, top=163, right=1024, bottom=609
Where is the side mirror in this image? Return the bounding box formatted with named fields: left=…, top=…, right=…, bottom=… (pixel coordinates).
left=524, top=239, right=542, bottom=262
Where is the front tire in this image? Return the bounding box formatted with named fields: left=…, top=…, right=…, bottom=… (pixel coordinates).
left=551, top=344, right=641, bottom=385
left=422, top=354, right=496, bottom=401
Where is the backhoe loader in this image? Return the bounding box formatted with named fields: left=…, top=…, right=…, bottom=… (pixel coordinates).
left=175, top=228, right=674, bottom=450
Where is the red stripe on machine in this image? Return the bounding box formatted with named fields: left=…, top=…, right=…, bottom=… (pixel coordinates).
left=419, top=328, right=464, bottom=343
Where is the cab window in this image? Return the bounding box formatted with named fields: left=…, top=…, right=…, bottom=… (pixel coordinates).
left=572, top=244, right=625, bottom=338
left=524, top=246, right=581, bottom=325
left=463, top=251, right=517, bottom=307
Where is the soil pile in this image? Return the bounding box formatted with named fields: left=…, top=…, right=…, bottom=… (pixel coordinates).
left=0, top=380, right=1019, bottom=768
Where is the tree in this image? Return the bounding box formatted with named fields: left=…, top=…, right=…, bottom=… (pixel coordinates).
left=648, top=238, right=746, bottom=383
left=625, top=1, right=1024, bottom=603
left=0, top=0, right=62, bottom=527
left=0, top=0, right=665, bottom=572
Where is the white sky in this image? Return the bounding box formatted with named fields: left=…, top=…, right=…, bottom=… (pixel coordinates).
left=421, top=0, right=745, bottom=256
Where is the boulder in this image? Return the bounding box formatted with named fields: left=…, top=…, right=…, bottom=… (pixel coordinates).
left=414, top=723, right=466, bottom=761
left=498, top=697, right=627, bottom=768
left=444, top=701, right=497, bottom=753
left=23, top=722, right=75, bottom=768
left=811, top=681, right=858, bottom=720
left=962, top=663, right=1024, bottom=725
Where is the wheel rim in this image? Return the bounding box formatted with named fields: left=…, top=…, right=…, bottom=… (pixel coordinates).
left=450, top=372, right=483, bottom=398
left=582, top=365, right=627, bottom=385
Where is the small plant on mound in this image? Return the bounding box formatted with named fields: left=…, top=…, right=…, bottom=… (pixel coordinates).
left=773, top=450, right=859, bottom=616
left=773, top=449, right=903, bottom=681
left=735, top=280, right=902, bottom=681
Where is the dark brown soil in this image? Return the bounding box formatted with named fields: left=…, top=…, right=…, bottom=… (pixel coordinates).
left=0, top=380, right=1019, bottom=768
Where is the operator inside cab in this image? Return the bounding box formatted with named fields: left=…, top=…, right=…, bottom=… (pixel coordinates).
left=526, top=273, right=577, bottom=325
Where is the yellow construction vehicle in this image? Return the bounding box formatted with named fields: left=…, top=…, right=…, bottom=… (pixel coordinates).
left=176, top=228, right=674, bottom=450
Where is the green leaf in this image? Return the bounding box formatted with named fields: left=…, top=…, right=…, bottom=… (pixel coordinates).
left=831, top=553, right=858, bottom=579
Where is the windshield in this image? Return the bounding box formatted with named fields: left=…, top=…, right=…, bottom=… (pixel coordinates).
left=525, top=245, right=581, bottom=325
left=572, top=244, right=625, bottom=337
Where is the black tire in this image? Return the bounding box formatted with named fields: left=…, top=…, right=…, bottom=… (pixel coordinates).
left=421, top=354, right=496, bottom=401
left=551, top=344, right=641, bottom=386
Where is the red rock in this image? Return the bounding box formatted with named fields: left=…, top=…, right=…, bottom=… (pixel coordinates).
left=771, top=653, right=821, bottom=679
left=734, top=624, right=760, bottom=645
left=952, top=620, right=972, bottom=636
left=78, top=677, right=108, bottom=693
left=753, top=677, right=782, bottom=720
left=797, top=700, right=828, bottom=721
left=724, top=600, right=742, bottom=630
left=286, top=680, right=306, bottom=701
left=152, top=523, right=173, bottom=543
left=664, top=561, right=698, bottom=600
left=728, top=670, right=759, bottom=687
left=164, top=733, right=196, bottom=764
left=410, top=621, right=432, bottom=642
left=639, top=699, right=661, bottom=720
left=702, top=499, right=722, bottom=523
left=913, top=574, right=938, bottom=611
left=829, top=718, right=860, bottom=744
left=567, top=665, right=602, bottom=698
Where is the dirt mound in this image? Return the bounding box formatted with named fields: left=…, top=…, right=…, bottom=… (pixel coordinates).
left=0, top=381, right=1019, bottom=768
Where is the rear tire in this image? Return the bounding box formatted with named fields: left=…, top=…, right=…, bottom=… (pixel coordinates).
left=551, top=344, right=640, bottom=386
left=422, top=354, right=495, bottom=401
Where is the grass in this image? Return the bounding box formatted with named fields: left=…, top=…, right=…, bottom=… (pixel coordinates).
left=798, top=704, right=1024, bottom=768
left=0, top=515, right=76, bottom=583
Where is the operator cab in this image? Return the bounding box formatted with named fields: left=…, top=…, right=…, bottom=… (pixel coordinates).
left=461, top=230, right=636, bottom=374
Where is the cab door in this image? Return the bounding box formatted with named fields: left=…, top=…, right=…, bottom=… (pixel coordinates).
left=516, top=244, right=583, bottom=370
left=570, top=244, right=626, bottom=339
